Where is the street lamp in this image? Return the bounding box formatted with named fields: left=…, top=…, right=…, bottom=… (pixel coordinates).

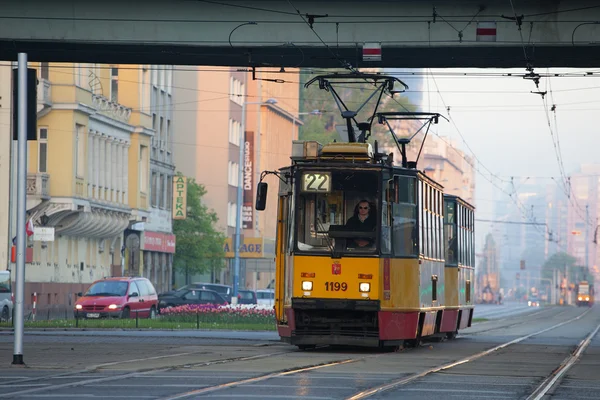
left=233, top=98, right=278, bottom=300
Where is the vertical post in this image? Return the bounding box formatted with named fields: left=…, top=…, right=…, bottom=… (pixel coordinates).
left=585, top=204, right=589, bottom=274
left=13, top=53, right=28, bottom=365
left=233, top=101, right=247, bottom=300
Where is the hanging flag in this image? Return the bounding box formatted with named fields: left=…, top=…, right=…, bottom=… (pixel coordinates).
left=476, top=22, right=497, bottom=42
left=362, top=43, right=382, bottom=62
left=26, top=219, right=34, bottom=237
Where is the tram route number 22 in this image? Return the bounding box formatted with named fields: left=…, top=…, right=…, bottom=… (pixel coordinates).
left=302, top=172, right=331, bottom=192
left=325, top=282, right=348, bottom=291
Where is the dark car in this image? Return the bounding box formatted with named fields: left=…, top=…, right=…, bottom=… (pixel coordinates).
left=158, top=289, right=228, bottom=312
left=237, top=290, right=257, bottom=305
left=160, top=283, right=233, bottom=303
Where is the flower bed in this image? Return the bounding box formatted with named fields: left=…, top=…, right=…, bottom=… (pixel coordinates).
left=159, top=304, right=276, bottom=328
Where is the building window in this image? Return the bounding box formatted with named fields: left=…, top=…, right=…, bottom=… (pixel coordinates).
left=151, top=172, right=158, bottom=207
left=140, top=145, right=148, bottom=193
left=228, top=202, right=237, bottom=227
left=141, top=66, right=149, bottom=113
left=167, top=175, right=173, bottom=211
left=228, top=161, right=239, bottom=187
left=110, top=67, right=119, bottom=103
left=38, top=127, right=48, bottom=173
left=229, top=119, right=242, bottom=146
left=75, top=124, right=85, bottom=178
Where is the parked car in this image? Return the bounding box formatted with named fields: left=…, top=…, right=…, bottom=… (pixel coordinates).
left=237, top=290, right=257, bottom=305
left=0, top=270, right=13, bottom=322
left=74, top=277, right=158, bottom=319
left=256, top=289, right=274, bottom=307
left=158, top=289, right=228, bottom=312
left=161, top=283, right=233, bottom=303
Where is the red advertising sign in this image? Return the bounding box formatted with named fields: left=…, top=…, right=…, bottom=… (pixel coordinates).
left=141, top=231, right=176, bottom=254
left=242, top=131, right=254, bottom=230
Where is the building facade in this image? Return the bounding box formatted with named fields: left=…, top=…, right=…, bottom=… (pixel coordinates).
left=172, top=67, right=299, bottom=289
left=0, top=62, right=174, bottom=311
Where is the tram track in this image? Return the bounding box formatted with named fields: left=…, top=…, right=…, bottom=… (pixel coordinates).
left=459, top=306, right=570, bottom=337
left=345, top=307, right=593, bottom=399
left=526, top=319, right=600, bottom=400
left=0, top=350, right=293, bottom=398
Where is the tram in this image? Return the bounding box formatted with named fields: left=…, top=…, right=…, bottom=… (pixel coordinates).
left=441, top=195, right=475, bottom=339
left=255, top=73, right=475, bottom=349
left=577, top=281, right=594, bottom=307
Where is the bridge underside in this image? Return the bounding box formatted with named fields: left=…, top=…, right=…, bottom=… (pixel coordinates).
left=1, top=0, right=600, bottom=68
left=1, top=41, right=599, bottom=69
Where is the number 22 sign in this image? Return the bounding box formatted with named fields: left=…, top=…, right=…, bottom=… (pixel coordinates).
left=301, top=172, right=331, bottom=193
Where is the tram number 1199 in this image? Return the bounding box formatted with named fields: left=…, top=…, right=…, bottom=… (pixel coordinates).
left=325, top=282, right=348, bottom=291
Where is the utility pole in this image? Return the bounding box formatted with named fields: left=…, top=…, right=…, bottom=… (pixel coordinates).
left=13, top=53, right=28, bottom=365
left=585, top=204, right=589, bottom=275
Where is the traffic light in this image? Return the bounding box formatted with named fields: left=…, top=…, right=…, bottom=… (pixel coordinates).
left=11, top=68, right=37, bottom=141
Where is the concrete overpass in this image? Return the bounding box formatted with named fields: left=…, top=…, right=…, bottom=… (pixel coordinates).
left=1, top=0, right=600, bottom=68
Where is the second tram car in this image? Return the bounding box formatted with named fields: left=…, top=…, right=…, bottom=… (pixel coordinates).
left=440, top=195, right=475, bottom=339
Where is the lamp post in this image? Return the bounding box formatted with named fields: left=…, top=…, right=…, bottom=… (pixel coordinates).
left=233, top=98, right=277, bottom=300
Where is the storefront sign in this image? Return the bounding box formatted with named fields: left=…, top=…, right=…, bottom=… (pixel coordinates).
left=223, top=237, right=265, bottom=258
left=141, top=231, right=176, bottom=253
left=242, top=131, right=254, bottom=229
left=173, top=176, right=187, bottom=220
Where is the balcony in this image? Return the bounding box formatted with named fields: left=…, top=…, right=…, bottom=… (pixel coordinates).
left=92, top=94, right=132, bottom=124
left=37, top=78, right=52, bottom=113
left=27, top=173, right=50, bottom=210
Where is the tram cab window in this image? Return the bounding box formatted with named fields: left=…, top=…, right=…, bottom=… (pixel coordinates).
left=296, top=170, right=379, bottom=254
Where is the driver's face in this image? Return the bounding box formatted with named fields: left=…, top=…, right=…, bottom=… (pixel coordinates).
left=358, top=202, right=370, bottom=216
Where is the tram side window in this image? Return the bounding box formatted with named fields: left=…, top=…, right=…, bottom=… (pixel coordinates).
left=381, top=184, right=392, bottom=254
left=392, top=175, right=417, bottom=256
left=444, top=201, right=457, bottom=265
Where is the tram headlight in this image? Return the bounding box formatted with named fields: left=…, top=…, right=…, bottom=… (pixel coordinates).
left=578, top=296, right=583, bottom=301
left=359, top=282, right=371, bottom=293
left=302, top=281, right=313, bottom=291
left=586, top=297, right=590, bottom=301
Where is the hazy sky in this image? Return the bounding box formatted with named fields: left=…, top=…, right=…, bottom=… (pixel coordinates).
left=409, top=67, right=600, bottom=250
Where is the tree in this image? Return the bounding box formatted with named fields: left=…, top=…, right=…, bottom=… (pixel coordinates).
left=172, top=174, right=226, bottom=285
left=298, top=68, right=418, bottom=150
left=541, top=252, right=589, bottom=283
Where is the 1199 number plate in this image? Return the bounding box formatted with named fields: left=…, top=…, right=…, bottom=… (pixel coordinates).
left=325, top=282, right=347, bottom=291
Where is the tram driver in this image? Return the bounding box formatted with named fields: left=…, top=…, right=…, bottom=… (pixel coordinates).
left=345, top=199, right=376, bottom=248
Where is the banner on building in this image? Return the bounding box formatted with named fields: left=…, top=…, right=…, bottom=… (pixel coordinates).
left=141, top=231, right=176, bottom=254
left=242, top=131, right=254, bottom=229
left=224, top=237, right=265, bottom=258
left=172, top=176, right=187, bottom=220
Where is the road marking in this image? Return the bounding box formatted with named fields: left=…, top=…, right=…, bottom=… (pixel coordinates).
left=526, top=320, right=600, bottom=400
left=346, top=307, right=592, bottom=399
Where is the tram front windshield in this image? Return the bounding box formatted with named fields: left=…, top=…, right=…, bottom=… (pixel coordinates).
left=296, top=170, right=379, bottom=255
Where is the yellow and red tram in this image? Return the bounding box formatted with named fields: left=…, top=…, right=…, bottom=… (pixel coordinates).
left=255, top=73, right=475, bottom=349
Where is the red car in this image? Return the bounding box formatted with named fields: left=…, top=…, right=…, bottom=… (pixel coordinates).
left=74, top=277, right=158, bottom=319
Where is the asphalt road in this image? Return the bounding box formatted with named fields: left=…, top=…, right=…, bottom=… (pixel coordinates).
left=0, top=303, right=596, bottom=399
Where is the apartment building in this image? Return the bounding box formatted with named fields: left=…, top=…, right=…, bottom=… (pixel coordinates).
left=0, top=62, right=175, bottom=310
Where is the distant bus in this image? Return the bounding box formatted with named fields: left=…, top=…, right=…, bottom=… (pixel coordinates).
left=0, top=271, right=13, bottom=321
left=577, top=281, right=594, bottom=307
